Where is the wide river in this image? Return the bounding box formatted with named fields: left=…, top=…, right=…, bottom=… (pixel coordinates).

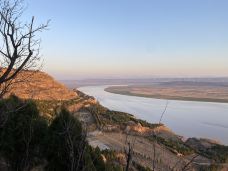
left=78, top=85, right=228, bottom=145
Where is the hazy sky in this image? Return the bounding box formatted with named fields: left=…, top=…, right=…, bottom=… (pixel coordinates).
left=25, top=0, right=228, bottom=79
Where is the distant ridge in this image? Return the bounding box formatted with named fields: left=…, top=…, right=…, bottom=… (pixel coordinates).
left=61, top=77, right=228, bottom=88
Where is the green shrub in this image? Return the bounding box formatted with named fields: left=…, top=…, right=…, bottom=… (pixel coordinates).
left=87, top=104, right=161, bottom=129
left=45, top=108, right=86, bottom=171
left=198, top=145, right=228, bottom=163
left=0, top=97, right=124, bottom=171
left=149, top=136, right=194, bottom=155
left=132, top=161, right=151, bottom=171
left=0, top=96, right=48, bottom=171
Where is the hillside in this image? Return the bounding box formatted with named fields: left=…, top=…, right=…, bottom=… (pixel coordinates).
left=3, top=70, right=77, bottom=100
left=1, top=71, right=228, bottom=170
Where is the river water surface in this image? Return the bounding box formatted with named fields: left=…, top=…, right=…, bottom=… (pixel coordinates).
left=78, top=85, right=228, bottom=145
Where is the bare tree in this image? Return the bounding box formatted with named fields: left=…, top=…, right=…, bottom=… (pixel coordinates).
left=154, top=101, right=198, bottom=171
left=152, top=100, right=169, bottom=171
left=124, top=134, right=136, bottom=171
left=0, top=0, right=49, bottom=98
left=62, top=117, right=87, bottom=171
left=125, top=142, right=133, bottom=171
left=170, top=154, right=199, bottom=171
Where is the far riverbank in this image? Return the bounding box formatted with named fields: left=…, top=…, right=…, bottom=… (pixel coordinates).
left=105, top=85, right=228, bottom=103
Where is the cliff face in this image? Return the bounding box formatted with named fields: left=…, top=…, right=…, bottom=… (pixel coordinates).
left=4, top=70, right=78, bottom=100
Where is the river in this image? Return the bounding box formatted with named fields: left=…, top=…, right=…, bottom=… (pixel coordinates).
left=78, top=85, right=228, bottom=145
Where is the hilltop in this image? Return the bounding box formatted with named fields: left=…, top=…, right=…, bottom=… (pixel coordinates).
left=3, top=70, right=77, bottom=100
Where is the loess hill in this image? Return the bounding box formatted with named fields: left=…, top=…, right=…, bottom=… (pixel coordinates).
left=3, top=70, right=78, bottom=100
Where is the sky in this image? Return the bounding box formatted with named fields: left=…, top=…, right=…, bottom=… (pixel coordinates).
left=24, top=0, right=228, bottom=79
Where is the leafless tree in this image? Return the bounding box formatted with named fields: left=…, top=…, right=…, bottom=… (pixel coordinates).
left=152, top=100, right=169, bottom=171
left=154, top=101, right=199, bottom=171
left=0, top=0, right=49, bottom=99
left=170, top=154, right=199, bottom=171
left=59, top=113, right=88, bottom=171
left=125, top=142, right=133, bottom=171
left=181, top=154, right=199, bottom=171
left=124, top=133, right=136, bottom=171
